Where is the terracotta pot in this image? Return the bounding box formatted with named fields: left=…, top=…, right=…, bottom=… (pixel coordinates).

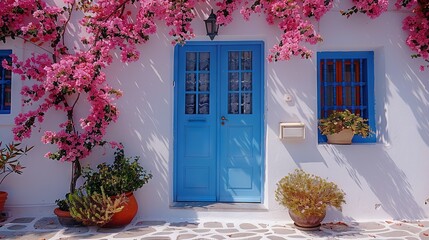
left=326, top=129, right=354, bottom=145
left=54, top=208, right=82, bottom=227
left=0, top=191, right=8, bottom=212
left=103, top=192, right=138, bottom=228
left=289, top=210, right=326, bottom=231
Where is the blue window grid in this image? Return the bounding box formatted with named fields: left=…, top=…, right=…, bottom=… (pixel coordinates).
left=227, top=51, right=253, bottom=114
left=184, top=52, right=211, bottom=115
left=317, top=51, right=375, bottom=143
left=0, top=50, right=12, bottom=114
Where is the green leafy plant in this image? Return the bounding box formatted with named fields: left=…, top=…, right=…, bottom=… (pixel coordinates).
left=318, top=109, right=371, bottom=137
left=275, top=169, right=346, bottom=218
left=82, top=147, right=152, bottom=196
left=0, top=142, right=33, bottom=185
left=55, top=198, right=69, bottom=211
left=67, top=187, right=127, bottom=227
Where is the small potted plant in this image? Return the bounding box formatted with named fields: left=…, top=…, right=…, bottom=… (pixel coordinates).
left=0, top=142, right=33, bottom=213
left=81, top=146, right=152, bottom=227
left=54, top=196, right=82, bottom=227
left=275, top=169, right=346, bottom=230
left=318, top=109, right=372, bottom=144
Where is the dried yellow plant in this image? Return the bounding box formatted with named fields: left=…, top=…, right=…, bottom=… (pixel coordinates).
left=275, top=169, right=346, bottom=218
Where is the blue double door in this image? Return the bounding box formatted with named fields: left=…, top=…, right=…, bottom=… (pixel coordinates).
left=175, top=42, right=264, bottom=202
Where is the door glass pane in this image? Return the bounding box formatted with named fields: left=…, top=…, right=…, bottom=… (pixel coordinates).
left=228, top=93, right=239, bottom=114
left=186, top=52, right=197, bottom=71
left=199, top=73, right=210, bottom=91
left=241, top=51, right=252, bottom=70
left=242, top=72, right=252, bottom=91
left=241, top=93, right=252, bottom=114
left=185, top=94, right=196, bottom=114
left=228, top=72, right=239, bottom=91
left=186, top=73, right=196, bottom=91
left=199, top=52, right=210, bottom=71
left=198, top=94, right=209, bottom=114
left=228, top=51, right=239, bottom=70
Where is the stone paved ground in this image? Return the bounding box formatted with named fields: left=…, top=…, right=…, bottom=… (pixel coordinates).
left=0, top=216, right=429, bottom=239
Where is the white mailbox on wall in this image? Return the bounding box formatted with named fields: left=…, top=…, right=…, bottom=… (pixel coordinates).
left=279, top=122, right=305, bottom=140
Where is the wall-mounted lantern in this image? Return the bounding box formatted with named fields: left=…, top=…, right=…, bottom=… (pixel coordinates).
left=205, top=10, right=219, bottom=40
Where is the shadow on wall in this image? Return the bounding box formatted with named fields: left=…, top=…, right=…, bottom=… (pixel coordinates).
left=324, top=145, right=426, bottom=220
left=396, top=64, right=429, bottom=146
left=267, top=61, right=328, bottom=166
left=266, top=50, right=427, bottom=220
left=105, top=33, right=199, bottom=220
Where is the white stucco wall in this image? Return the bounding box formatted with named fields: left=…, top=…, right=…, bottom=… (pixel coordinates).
left=0, top=1, right=428, bottom=222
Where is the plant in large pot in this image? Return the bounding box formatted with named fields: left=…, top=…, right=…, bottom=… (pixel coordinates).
left=318, top=109, right=372, bottom=144
left=0, top=142, right=33, bottom=217
left=81, top=147, right=152, bottom=227
left=67, top=187, right=127, bottom=227
left=275, top=169, right=346, bottom=231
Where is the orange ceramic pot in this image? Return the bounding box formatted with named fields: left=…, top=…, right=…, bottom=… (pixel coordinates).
left=0, top=191, right=8, bottom=212
left=54, top=208, right=82, bottom=227
left=103, top=192, right=138, bottom=228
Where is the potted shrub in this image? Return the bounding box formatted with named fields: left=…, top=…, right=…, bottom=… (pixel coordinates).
left=54, top=196, right=82, bottom=227
left=67, top=187, right=127, bottom=227
left=0, top=142, right=33, bottom=214
left=81, top=147, right=152, bottom=227
left=275, top=169, right=346, bottom=230
left=318, top=109, right=372, bottom=144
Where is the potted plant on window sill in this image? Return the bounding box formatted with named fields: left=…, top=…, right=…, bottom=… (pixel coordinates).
left=318, top=109, right=372, bottom=145
left=275, top=169, right=346, bottom=231
left=79, top=146, right=152, bottom=228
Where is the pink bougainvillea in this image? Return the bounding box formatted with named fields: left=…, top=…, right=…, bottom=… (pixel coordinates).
left=216, top=0, right=334, bottom=61
left=342, top=0, right=388, bottom=18
left=396, top=0, right=429, bottom=70
left=0, top=0, right=427, bottom=193
left=342, top=0, right=429, bottom=70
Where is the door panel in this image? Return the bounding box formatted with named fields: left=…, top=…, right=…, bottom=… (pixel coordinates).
left=175, top=42, right=263, bottom=203
left=176, top=46, right=217, bottom=201
left=219, top=45, right=262, bottom=202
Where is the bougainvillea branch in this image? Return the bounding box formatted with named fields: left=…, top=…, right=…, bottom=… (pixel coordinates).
left=342, top=0, right=429, bottom=70
left=0, top=0, right=426, bottom=194
left=216, top=0, right=334, bottom=61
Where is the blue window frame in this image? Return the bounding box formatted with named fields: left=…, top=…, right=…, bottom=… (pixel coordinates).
left=0, top=50, right=12, bottom=115
left=317, top=51, right=376, bottom=143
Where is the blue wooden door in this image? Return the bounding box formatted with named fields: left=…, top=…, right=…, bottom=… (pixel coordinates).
left=218, top=45, right=262, bottom=202
left=175, top=42, right=263, bottom=202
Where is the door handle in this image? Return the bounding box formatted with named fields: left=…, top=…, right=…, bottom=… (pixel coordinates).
left=221, top=116, right=228, bottom=121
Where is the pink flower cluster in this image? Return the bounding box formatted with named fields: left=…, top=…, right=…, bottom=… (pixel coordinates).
left=396, top=0, right=429, bottom=70
left=217, top=0, right=334, bottom=61
left=353, top=0, right=388, bottom=19
left=341, top=0, right=388, bottom=19
left=1, top=0, right=427, bottom=171
left=1, top=0, right=124, bottom=165
left=0, top=0, right=63, bottom=44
